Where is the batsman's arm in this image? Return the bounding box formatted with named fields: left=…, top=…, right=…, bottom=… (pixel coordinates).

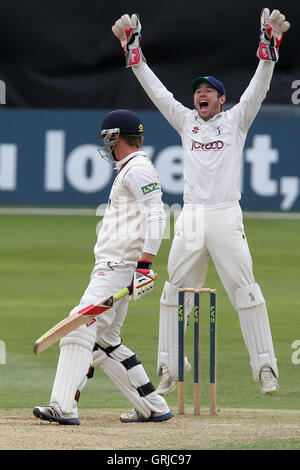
left=121, top=164, right=165, bottom=301
left=112, top=13, right=189, bottom=134
left=122, top=163, right=166, bottom=260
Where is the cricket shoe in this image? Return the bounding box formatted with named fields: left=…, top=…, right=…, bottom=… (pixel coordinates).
left=33, top=405, right=80, bottom=425
left=259, top=366, right=279, bottom=395
left=156, top=359, right=192, bottom=396
left=120, top=408, right=174, bottom=423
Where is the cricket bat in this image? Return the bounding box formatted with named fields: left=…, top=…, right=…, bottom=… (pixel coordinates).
left=33, top=273, right=157, bottom=355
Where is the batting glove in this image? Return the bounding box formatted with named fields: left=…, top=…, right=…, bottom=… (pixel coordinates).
left=257, top=8, right=290, bottom=62
left=131, top=261, right=156, bottom=301
left=112, top=13, right=145, bottom=67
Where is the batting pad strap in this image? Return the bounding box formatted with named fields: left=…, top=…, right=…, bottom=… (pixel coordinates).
left=86, top=365, right=95, bottom=379
left=137, top=381, right=155, bottom=397
left=74, top=364, right=96, bottom=403
left=93, top=351, right=151, bottom=418
left=235, top=283, right=265, bottom=310
left=94, top=342, right=122, bottom=356
left=121, top=354, right=141, bottom=370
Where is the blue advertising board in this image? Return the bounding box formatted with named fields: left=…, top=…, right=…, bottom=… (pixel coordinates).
left=0, top=106, right=299, bottom=211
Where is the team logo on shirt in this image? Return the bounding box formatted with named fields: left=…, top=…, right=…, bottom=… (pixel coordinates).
left=214, top=126, right=223, bottom=136
left=192, top=126, right=199, bottom=134
left=191, top=140, right=224, bottom=151
left=141, top=182, right=160, bottom=195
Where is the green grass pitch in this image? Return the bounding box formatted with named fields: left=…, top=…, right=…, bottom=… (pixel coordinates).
left=0, top=212, right=300, bottom=416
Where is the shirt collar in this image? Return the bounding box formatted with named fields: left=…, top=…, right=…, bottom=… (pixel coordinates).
left=115, top=151, right=148, bottom=172
left=194, top=110, right=223, bottom=124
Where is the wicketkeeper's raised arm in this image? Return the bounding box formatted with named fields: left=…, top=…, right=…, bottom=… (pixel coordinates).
left=112, top=14, right=189, bottom=134
left=231, top=8, right=290, bottom=131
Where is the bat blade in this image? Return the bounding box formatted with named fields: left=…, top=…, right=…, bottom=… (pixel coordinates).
left=33, top=312, right=93, bottom=355
left=33, top=273, right=158, bottom=355
left=33, top=286, right=131, bottom=355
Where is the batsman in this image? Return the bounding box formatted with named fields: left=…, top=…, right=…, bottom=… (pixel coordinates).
left=112, top=9, right=290, bottom=395
left=33, top=109, right=173, bottom=424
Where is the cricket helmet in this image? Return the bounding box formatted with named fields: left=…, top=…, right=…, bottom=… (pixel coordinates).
left=98, top=109, right=144, bottom=162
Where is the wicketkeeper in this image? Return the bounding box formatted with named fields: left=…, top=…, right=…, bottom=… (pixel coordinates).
left=112, top=9, right=290, bottom=395
left=33, top=109, right=173, bottom=424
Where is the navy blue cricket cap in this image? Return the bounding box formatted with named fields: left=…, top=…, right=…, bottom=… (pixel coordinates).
left=101, top=109, right=144, bottom=135
left=192, top=76, right=226, bottom=96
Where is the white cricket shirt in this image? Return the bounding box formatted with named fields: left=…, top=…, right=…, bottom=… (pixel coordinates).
left=94, top=151, right=166, bottom=266
left=133, top=60, right=275, bottom=206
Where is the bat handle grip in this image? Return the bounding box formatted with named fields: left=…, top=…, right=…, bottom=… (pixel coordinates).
left=114, top=287, right=132, bottom=301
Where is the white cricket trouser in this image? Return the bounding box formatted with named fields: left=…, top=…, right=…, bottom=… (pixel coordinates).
left=169, top=202, right=253, bottom=299
left=79, top=265, right=134, bottom=349
left=157, top=201, right=278, bottom=381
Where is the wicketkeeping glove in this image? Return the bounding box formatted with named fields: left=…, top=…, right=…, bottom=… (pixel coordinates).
left=131, top=261, right=156, bottom=301
left=257, top=8, right=290, bottom=62
left=112, top=13, right=145, bottom=67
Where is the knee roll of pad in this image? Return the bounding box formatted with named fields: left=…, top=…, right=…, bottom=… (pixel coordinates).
left=60, top=324, right=96, bottom=351
left=235, top=283, right=265, bottom=309
left=160, top=280, right=194, bottom=313
left=160, top=281, right=179, bottom=306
